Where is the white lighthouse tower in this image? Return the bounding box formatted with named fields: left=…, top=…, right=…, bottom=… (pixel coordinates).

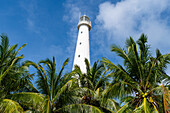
left=72, top=15, right=91, bottom=73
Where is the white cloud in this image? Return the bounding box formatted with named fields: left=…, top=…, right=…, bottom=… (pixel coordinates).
left=63, top=3, right=82, bottom=58
left=62, top=3, right=82, bottom=70
left=95, top=0, right=170, bottom=51
left=63, top=4, right=81, bottom=24
left=20, top=0, right=41, bottom=34
left=94, top=0, right=170, bottom=73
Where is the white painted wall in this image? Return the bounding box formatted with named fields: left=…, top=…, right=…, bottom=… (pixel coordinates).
left=73, top=18, right=91, bottom=73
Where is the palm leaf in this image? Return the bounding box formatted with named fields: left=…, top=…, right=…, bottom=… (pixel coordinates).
left=0, top=55, right=24, bottom=81
left=0, top=99, right=23, bottom=113
left=101, top=58, right=137, bottom=84
left=55, top=58, right=69, bottom=90
left=117, top=102, right=129, bottom=113
left=105, top=99, right=120, bottom=112
left=24, top=61, right=50, bottom=95
left=9, top=92, right=45, bottom=111
left=52, top=79, right=73, bottom=103
left=13, top=43, right=27, bottom=57
left=144, top=97, right=151, bottom=113
left=111, top=44, right=132, bottom=66
left=134, top=102, right=144, bottom=113
left=55, top=104, right=103, bottom=113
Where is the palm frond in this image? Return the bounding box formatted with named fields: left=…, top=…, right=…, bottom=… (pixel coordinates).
left=55, top=104, right=104, bottom=113
left=9, top=92, right=45, bottom=111
left=0, top=55, right=24, bottom=81
left=111, top=44, right=132, bottom=66
left=117, top=102, right=129, bottom=113
left=0, top=99, right=23, bottom=113
left=105, top=99, right=120, bottom=112
left=52, top=79, right=73, bottom=103
left=24, top=61, right=50, bottom=95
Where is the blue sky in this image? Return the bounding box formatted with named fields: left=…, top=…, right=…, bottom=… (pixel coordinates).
left=0, top=0, right=170, bottom=74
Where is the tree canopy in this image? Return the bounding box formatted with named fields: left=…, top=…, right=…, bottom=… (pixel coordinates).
left=0, top=33, right=169, bottom=113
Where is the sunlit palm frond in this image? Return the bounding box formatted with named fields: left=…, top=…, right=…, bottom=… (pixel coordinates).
left=9, top=92, right=45, bottom=111
left=117, top=102, right=129, bottom=113
left=0, top=55, right=24, bottom=81
left=0, top=99, right=23, bottom=113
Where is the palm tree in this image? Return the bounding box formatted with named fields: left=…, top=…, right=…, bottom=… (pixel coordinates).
left=0, top=34, right=37, bottom=113
left=0, top=33, right=26, bottom=83
left=23, top=57, right=75, bottom=112
left=71, top=59, right=120, bottom=113
left=73, top=59, right=109, bottom=90
left=102, top=33, right=170, bottom=112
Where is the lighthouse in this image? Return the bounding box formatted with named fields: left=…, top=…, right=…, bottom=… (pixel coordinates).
left=72, top=15, right=91, bottom=73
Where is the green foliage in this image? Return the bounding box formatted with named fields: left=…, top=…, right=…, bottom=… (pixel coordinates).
left=0, top=99, right=23, bottom=113
left=0, top=34, right=32, bottom=98
left=0, top=34, right=26, bottom=82
left=102, top=33, right=170, bottom=112
left=72, top=59, right=120, bottom=112
left=9, top=92, right=45, bottom=111
left=0, top=33, right=169, bottom=112
left=0, top=34, right=41, bottom=112
left=24, top=56, right=76, bottom=112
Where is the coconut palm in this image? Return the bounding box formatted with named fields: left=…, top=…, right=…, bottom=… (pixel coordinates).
left=23, top=57, right=76, bottom=112
left=102, top=33, right=170, bottom=112
left=72, top=59, right=109, bottom=90
left=71, top=59, right=120, bottom=113
left=0, top=56, right=73, bottom=113
left=0, top=34, right=37, bottom=113
left=0, top=34, right=26, bottom=83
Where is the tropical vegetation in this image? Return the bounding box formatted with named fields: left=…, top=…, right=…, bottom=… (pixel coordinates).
left=0, top=33, right=169, bottom=113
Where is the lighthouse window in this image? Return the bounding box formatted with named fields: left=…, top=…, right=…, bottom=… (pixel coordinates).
left=81, top=31, right=83, bottom=33
left=78, top=55, right=80, bottom=57
left=80, top=17, right=83, bottom=21
left=80, top=42, right=82, bottom=45
left=85, top=17, right=89, bottom=21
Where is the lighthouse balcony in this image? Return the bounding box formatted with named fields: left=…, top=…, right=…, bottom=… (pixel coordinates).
left=77, top=21, right=91, bottom=30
